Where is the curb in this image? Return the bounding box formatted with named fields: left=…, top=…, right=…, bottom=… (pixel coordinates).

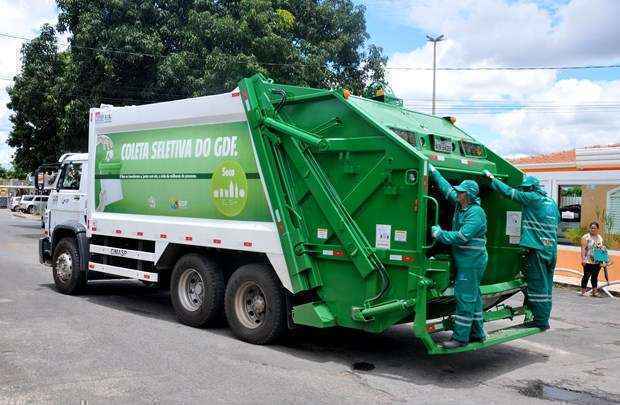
left=554, top=279, right=619, bottom=297
left=11, top=212, right=41, bottom=220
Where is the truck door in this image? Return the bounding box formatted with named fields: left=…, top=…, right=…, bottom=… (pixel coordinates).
left=49, top=161, right=88, bottom=230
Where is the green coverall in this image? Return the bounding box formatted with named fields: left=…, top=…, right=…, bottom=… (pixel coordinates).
left=431, top=169, right=488, bottom=343
left=490, top=176, right=560, bottom=328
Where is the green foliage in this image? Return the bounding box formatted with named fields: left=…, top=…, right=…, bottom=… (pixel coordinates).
left=7, top=166, right=28, bottom=180
left=365, top=44, right=387, bottom=84
left=594, top=207, right=618, bottom=248
left=564, top=226, right=587, bottom=246
left=6, top=24, right=69, bottom=173
left=560, top=186, right=582, bottom=197
left=0, top=165, right=7, bottom=178
left=7, top=0, right=386, bottom=172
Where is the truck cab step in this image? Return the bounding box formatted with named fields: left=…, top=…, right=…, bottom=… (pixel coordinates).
left=431, top=325, right=543, bottom=355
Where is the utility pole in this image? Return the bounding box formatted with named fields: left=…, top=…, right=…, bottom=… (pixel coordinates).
left=426, top=34, right=445, bottom=115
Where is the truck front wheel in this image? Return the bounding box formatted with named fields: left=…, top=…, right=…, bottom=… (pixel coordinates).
left=170, top=254, right=224, bottom=327
left=225, top=264, right=287, bottom=344
left=52, top=237, right=86, bottom=294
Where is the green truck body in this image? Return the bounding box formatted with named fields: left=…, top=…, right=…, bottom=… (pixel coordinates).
left=238, top=75, right=541, bottom=353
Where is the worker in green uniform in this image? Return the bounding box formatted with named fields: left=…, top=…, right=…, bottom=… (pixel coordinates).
left=429, top=164, right=488, bottom=349
left=484, top=170, right=559, bottom=330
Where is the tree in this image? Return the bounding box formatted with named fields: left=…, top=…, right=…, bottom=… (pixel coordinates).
left=8, top=1, right=386, bottom=171
left=365, top=44, right=388, bottom=84
left=0, top=165, right=7, bottom=178
left=6, top=24, right=67, bottom=173
left=7, top=166, right=27, bottom=180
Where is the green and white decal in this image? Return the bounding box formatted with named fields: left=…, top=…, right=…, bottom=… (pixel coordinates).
left=94, top=121, right=271, bottom=221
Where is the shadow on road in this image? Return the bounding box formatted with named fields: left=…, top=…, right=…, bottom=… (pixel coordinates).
left=40, top=279, right=546, bottom=388
left=277, top=325, right=546, bottom=388
left=8, top=223, right=41, bottom=229
left=39, top=281, right=178, bottom=323
left=8, top=222, right=42, bottom=240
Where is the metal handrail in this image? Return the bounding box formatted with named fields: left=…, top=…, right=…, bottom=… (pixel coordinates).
left=422, top=195, right=439, bottom=249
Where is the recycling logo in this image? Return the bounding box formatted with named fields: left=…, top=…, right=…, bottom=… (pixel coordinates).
left=211, top=161, right=248, bottom=217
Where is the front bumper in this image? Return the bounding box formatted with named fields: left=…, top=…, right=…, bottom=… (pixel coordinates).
left=39, top=236, right=51, bottom=266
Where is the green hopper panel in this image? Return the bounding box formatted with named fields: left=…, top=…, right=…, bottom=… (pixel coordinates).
left=238, top=75, right=542, bottom=353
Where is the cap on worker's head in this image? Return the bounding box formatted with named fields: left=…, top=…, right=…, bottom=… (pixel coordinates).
left=454, top=179, right=479, bottom=197
left=519, top=175, right=540, bottom=189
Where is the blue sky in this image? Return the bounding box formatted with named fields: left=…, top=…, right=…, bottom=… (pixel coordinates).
left=1, top=0, right=620, bottom=167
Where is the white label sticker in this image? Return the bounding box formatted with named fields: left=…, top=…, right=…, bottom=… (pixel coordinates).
left=375, top=224, right=391, bottom=250
left=94, top=110, right=112, bottom=123
left=317, top=228, right=328, bottom=239
left=436, top=155, right=445, bottom=161
left=322, top=249, right=333, bottom=256
left=389, top=254, right=402, bottom=261
left=461, top=158, right=469, bottom=165
left=506, top=211, right=522, bottom=237
left=509, top=236, right=521, bottom=245
left=561, top=211, right=576, bottom=220
left=394, top=230, right=407, bottom=242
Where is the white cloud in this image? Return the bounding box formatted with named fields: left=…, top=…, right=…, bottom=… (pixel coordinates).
left=389, top=39, right=558, bottom=102
left=400, top=0, right=620, bottom=66
left=385, top=0, right=620, bottom=156
left=485, top=79, right=620, bottom=155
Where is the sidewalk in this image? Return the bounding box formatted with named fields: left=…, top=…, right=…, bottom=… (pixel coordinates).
left=554, top=245, right=619, bottom=296
left=554, top=273, right=620, bottom=295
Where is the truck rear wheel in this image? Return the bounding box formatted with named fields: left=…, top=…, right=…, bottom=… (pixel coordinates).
left=170, top=254, right=224, bottom=327
left=52, top=237, right=86, bottom=294
left=225, top=264, right=287, bottom=344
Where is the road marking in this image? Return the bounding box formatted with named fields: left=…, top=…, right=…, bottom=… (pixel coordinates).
left=0, top=298, right=13, bottom=304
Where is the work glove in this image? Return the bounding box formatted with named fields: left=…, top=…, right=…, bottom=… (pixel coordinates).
left=431, top=225, right=442, bottom=238
left=483, top=169, right=494, bottom=179
left=428, top=163, right=436, bottom=173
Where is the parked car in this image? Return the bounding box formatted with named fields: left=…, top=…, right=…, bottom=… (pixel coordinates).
left=9, top=196, right=22, bottom=211
left=19, top=195, right=48, bottom=214
left=17, top=195, right=34, bottom=212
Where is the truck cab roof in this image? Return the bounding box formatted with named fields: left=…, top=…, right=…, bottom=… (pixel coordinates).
left=58, top=153, right=88, bottom=163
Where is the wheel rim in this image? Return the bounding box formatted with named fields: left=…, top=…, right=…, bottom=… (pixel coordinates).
left=178, top=268, right=205, bottom=312
left=235, top=281, right=267, bottom=329
left=55, top=252, right=73, bottom=283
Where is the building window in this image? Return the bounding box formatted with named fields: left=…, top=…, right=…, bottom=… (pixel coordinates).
left=557, top=185, right=582, bottom=245
left=558, top=184, right=620, bottom=249
left=607, top=187, right=620, bottom=235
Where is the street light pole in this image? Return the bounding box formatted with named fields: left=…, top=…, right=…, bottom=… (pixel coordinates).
left=426, top=34, right=445, bottom=115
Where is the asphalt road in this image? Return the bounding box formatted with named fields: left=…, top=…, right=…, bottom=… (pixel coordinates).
left=1, top=210, right=619, bottom=404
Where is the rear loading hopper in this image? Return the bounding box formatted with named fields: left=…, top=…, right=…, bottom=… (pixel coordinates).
left=239, top=75, right=543, bottom=354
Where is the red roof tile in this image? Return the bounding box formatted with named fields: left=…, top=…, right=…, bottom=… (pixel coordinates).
left=510, top=149, right=575, bottom=165
left=509, top=143, right=620, bottom=165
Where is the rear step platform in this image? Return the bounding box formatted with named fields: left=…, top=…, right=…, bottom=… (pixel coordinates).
left=430, top=326, right=544, bottom=355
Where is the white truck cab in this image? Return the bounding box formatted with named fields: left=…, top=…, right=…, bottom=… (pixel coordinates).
left=39, top=153, right=89, bottom=266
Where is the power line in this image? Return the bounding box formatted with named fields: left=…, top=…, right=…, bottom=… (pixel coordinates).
left=0, top=32, right=30, bottom=41
left=388, top=64, right=620, bottom=71
left=3, top=32, right=620, bottom=72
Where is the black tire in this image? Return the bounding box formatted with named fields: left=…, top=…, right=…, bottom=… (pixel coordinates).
left=225, top=264, right=287, bottom=344
left=52, top=237, right=86, bottom=294
left=27, top=206, right=34, bottom=214
left=170, top=254, right=224, bottom=327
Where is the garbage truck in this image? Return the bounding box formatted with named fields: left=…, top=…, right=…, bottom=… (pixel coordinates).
left=39, top=74, right=544, bottom=354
